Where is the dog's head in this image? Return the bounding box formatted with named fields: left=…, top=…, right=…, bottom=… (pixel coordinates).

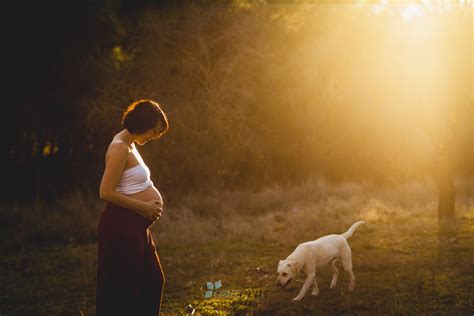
left=276, top=259, right=299, bottom=288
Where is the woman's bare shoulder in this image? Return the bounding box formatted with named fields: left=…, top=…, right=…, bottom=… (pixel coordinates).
left=106, top=140, right=131, bottom=161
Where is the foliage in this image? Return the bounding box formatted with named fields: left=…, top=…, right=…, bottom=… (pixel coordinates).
left=5, top=1, right=473, bottom=202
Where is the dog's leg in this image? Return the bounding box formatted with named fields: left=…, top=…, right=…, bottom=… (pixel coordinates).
left=292, top=273, right=315, bottom=302
left=341, top=244, right=355, bottom=291
left=345, top=267, right=355, bottom=291
left=311, top=275, right=319, bottom=296
left=347, top=268, right=355, bottom=291
left=330, top=259, right=339, bottom=289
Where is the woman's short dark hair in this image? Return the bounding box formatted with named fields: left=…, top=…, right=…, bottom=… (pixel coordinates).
left=121, top=99, right=169, bottom=135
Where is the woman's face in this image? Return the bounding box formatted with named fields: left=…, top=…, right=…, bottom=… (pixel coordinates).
left=136, top=123, right=163, bottom=145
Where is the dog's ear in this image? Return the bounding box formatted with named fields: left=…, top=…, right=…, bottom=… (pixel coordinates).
left=287, top=260, right=299, bottom=273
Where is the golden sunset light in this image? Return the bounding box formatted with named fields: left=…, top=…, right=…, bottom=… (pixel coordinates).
left=3, top=1, right=473, bottom=314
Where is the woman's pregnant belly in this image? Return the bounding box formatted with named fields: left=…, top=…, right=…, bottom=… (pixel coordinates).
left=126, top=185, right=163, bottom=204
left=125, top=186, right=163, bottom=227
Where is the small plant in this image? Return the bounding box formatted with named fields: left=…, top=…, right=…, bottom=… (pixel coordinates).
left=204, top=280, right=222, bottom=299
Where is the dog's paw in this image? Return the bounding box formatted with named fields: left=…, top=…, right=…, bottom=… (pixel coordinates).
left=311, top=291, right=319, bottom=296
left=330, top=282, right=337, bottom=289
left=292, top=296, right=302, bottom=302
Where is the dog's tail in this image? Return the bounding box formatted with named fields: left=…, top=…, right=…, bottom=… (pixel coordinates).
left=341, top=221, right=366, bottom=239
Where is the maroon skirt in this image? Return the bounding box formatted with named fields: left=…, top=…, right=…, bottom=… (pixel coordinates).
left=96, top=202, right=165, bottom=316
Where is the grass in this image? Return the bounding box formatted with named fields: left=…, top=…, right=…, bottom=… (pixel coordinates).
left=0, top=178, right=473, bottom=315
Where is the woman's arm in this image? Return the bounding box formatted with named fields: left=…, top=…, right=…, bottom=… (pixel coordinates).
left=99, top=142, right=157, bottom=215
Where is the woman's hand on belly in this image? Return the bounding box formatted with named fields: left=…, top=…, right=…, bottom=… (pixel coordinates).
left=147, top=200, right=163, bottom=222
left=127, top=186, right=164, bottom=222
left=141, top=200, right=163, bottom=222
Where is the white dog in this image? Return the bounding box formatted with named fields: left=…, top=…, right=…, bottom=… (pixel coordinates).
left=276, top=221, right=366, bottom=301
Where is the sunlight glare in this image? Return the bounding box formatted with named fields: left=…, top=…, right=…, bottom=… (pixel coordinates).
left=402, top=4, right=424, bottom=21
left=371, top=3, right=385, bottom=14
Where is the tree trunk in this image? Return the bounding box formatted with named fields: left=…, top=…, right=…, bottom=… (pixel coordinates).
left=434, top=156, right=457, bottom=243
left=434, top=151, right=455, bottom=221
left=435, top=173, right=455, bottom=221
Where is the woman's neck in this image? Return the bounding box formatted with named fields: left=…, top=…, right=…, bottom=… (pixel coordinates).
left=119, top=129, right=136, bottom=147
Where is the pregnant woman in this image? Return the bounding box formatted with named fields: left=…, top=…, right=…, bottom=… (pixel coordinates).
left=96, top=100, right=169, bottom=315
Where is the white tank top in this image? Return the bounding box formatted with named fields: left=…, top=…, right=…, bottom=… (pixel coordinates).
left=113, top=141, right=154, bottom=194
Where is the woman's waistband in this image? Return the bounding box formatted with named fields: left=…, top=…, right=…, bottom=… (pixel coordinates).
left=101, top=202, right=153, bottom=231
